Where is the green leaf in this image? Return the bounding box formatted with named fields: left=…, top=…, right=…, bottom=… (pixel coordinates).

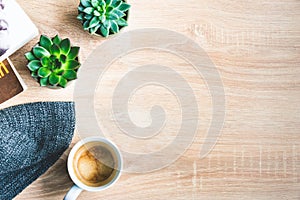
left=28, top=60, right=42, bottom=71
left=103, top=20, right=111, bottom=28
left=83, top=21, right=90, bottom=30
left=52, top=35, right=62, bottom=45
left=60, top=38, right=71, bottom=55
left=77, top=13, right=84, bottom=20
left=106, top=0, right=112, bottom=6
left=64, top=60, right=81, bottom=70
left=83, top=7, right=94, bottom=14
left=68, top=47, right=80, bottom=60
left=80, top=0, right=91, bottom=7
left=63, top=70, right=77, bottom=80
left=110, top=20, right=119, bottom=33
left=93, top=10, right=101, bottom=16
left=50, top=44, right=61, bottom=57
left=106, top=6, right=113, bottom=13
left=100, top=25, right=109, bottom=37
left=31, top=71, right=38, bottom=78
left=84, top=14, right=93, bottom=20
left=40, top=78, right=49, bottom=86
left=89, top=16, right=100, bottom=28
left=40, top=35, right=53, bottom=52
left=108, top=12, right=118, bottom=20
left=99, top=0, right=106, bottom=6
left=113, top=9, right=125, bottom=18
left=91, top=0, right=99, bottom=7
left=119, top=3, right=130, bottom=11
left=33, top=46, right=50, bottom=58
left=38, top=67, right=52, bottom=78
left=60, top=54, right=67, bottom=63
left=41, top=57, right=50, bottom=67
left=78, top=5, right=85, bottom=12
left=114, top=0, right=122, bottom=8
left=49, top=73, right=60, bottom=85
left=25, top=52, right=36, bottom=61
left=100, top=15, right=106, bottom=23
left=59, top=77, right=68, bottom=88
left=117, top=17, right=128, bottom=26
left=90, top=24, right=101, bottom=34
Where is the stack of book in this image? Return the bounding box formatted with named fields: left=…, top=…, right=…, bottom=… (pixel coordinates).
left=0, top=0, right=38, bottom=104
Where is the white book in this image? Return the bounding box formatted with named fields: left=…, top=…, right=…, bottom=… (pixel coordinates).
left=0, top=0, right=39, bottom=62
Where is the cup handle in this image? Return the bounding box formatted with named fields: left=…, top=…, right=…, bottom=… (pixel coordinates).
left=64, top=185, right=83, bottom=200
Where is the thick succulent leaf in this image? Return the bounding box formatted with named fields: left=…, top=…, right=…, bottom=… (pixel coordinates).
left=28, top=60, right=42, bottom=72
left=117, top=17, right=128, bottom=26
left=40, top=35, right=53, bottom=52
left=80, top=0, right=91, bottom=7
left=52, top=35, right=62, bottom=45
left=31, top=71, right=38, bottom=78
left=78, top=5, right=85, bottom=12
left=83, top=21, right=90, bottom=30
left=59, top=55, right=67, bottom=63
left=107, top=12, right=118, bottom=20
left=103, top=19, right=111, bottom=28
left=91, top=0, right=99, bottom=7
left=89, top=16, right=100, bottom=28
left=68, top=47, right=80, bottom=60
left=100, top=25, right=109, bottom=37
left=100, top=0, right=106, bottom=6
left=100, top=15, right=106, bottom=23
left=83, top=7, right=94, bottom=15
left=114, top=0, right=122, bottom=8
left=63, top=70, right=77, bottom=80
left=60, top=38, right=71, bottom=55
left=77, top=13, right=84, bottom=20
left=84, top=14, right=93, bottom=20
left=49, top=74, right=60, bottom=85
left=106, top=6, right=113, bottom=13
left=33, top=46, right=50, bottom=58
left=40, top=78, right=49, bottom=86
left=25, top=52, right=36, bottom=61
left=64, top=60, right=81, bottom=70
left=38, top=67, right=52, bottom=78
left=119, top=3, right=130, bottom=11
left=50, top=55, right=56, bottom=61
left=59, top=77, right=68, bottom=88
left=41, top=57, right=50, bottom=67
left=106, top=0, right=113, bottom=6
left=113, top=9, right=125, bottom=18
left=110, top=20, right=119, bottom=33
left=93, top=10, right=101, bottom=16
left=50, top=44, right=61, bottom=57
left=90, top=24, right=101, bottom=34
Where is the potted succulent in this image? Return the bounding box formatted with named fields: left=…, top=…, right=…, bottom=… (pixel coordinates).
left=25, top=35, right=81, bottom=88
left=77, top=0, right=130, bottom=37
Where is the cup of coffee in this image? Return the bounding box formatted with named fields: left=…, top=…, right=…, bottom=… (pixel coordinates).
left=64, top=137, right=123, bottom=200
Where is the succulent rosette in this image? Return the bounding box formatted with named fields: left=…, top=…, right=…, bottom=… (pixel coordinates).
left=25, top=35, right=80, bottom=88
left=77, top=0, right=130, bottom=37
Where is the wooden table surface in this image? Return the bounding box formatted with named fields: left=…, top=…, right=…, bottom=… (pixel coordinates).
left=1, top=0, right=299, bottom=199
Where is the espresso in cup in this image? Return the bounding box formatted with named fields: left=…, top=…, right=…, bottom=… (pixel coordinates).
left=73, top=142, right=118, bottom=187
left=65, top=137, right=123, bottom=200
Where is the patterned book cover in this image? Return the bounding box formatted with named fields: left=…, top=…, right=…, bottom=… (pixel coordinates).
left=0, top=58, right=26, bottom=104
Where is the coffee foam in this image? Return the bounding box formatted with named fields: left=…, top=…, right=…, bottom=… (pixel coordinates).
left=73, top=142, right=117, bottom=187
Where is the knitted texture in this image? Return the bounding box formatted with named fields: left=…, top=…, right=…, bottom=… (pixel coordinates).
left=0, top=102, right=75, bottom=200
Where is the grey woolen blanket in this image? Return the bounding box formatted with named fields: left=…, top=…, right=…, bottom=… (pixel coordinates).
left=0, top=102, right=75, bottom=200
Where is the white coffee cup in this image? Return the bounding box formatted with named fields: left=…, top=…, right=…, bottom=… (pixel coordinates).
left=64, top=137, right=123, bottom=200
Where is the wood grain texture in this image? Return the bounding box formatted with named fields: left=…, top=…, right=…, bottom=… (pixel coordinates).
left=1, top=0, right=298, bottom=199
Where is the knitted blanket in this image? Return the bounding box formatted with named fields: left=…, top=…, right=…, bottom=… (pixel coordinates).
left=0, top=102, right=75, bottom=200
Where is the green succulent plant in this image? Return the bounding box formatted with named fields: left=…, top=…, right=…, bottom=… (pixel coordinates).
left=77, top=0, right=130, bottom=37
left=25, top=35, right=81, bottom=88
